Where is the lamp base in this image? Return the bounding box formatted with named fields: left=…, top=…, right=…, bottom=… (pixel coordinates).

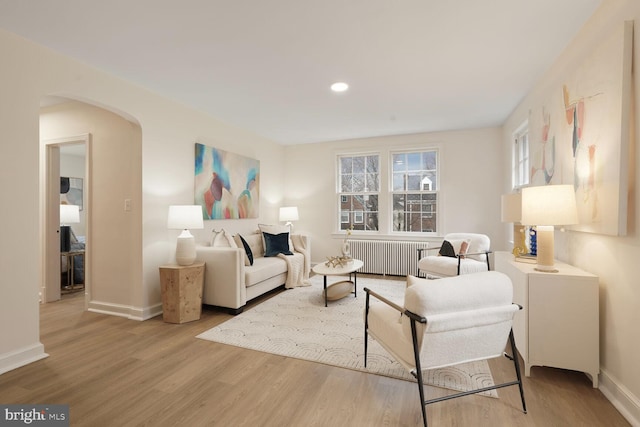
left=534, top=266, right=559, bottom=273
left=534, top=225, right=558, bottom=273
left=175, top=231, right=196, bottom=266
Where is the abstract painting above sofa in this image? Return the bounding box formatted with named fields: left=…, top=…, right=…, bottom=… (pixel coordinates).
left=194, top=143, right=260, bottom=220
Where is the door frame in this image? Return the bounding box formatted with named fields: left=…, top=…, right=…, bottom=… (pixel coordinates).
left=43, top=134, right=92, bottom=308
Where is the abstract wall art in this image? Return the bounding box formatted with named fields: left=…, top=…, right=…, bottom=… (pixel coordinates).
left=527, top=20, right=633, bottom=236
left=194, top=143, right=260, bottom=220
left=60, top=177, right=83, bottom=211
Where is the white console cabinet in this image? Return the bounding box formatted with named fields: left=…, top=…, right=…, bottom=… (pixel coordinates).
left=494, top=251, right=599, bottom=387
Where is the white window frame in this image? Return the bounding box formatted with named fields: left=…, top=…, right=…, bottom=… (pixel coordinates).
left=513, top=122, right=530, bottom=189
left=389, top=148, right=439, bottom=235
left=336, top=153, right=380, bottom=232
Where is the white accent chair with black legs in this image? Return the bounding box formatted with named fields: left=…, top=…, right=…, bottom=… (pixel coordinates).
left=417, top=232, right=491, bottom=279
left=364, top=271, right=526, bottom=427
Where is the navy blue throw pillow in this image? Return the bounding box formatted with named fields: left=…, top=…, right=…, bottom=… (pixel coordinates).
left=263, top=232, right=293, bottom=257
left=438, top=240, right=456, bottom=257
left=238, top=234, right=254, bottom=266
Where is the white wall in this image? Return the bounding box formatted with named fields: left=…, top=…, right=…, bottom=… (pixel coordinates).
left=284, top=128, right=506, bottom=264
left=0, top=31, right=46, bottom=374
left=0, top=28, right=286, bottom=373
left=501, top=0, right=640, bottom=423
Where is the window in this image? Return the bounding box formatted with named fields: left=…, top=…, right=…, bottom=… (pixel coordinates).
left=338, top=155, right=379, bottom=231
left=513, top=123, right=529, bottom=188
left=391, top=150, right=438, bottom=233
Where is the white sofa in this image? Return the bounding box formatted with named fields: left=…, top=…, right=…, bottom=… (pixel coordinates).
left=196, top=232, right=310, bottom=314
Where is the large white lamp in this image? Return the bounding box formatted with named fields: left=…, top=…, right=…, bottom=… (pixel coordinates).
left=521, top=185, right=578, bottom=272
left=279, top=206, right=299, bottom=229
left=501, top=192, right=527, bottom=256
left=60, top=204, right=80, bottom=252
left=167, top=205, right=204, bottom=266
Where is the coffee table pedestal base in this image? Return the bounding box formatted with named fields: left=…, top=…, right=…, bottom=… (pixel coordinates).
left=325, top=280, right=355, bottom=301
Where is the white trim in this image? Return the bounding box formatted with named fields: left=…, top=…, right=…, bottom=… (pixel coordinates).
left=330, top=232, right=442, bottom=244
left=599, top=368, right=640, bottom=427
left=0, top=343, right=48, bottom=376
left=512, top=121, right=529, bottom=189
left=43, top=133, right=92, bottom=308
left=88, top=301, right=163, bottom=321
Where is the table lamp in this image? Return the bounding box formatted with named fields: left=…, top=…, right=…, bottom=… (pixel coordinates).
left=521, top=185, right=577, bottom=272
left=279, top=206, right=299, bottom=229
left=168, top=205, right=204, bottom=266
left=60, top=204, right=80, bottom=252
left=501, top=192, right=527, bottom=256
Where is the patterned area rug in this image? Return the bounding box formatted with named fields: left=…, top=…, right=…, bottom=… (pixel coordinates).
left=197, top=274, right=497, bottom=396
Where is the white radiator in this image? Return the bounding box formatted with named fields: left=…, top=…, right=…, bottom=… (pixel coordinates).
left=349, top=240, right=430, bottom=276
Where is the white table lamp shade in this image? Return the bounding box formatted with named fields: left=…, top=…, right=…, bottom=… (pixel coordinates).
left=521, top=185, right=577, bottom=226
left=167, top=205, right=204, bottom=266
left=167, top=205, right=204, bottom=230
left=279, top=206, right=299, bottom=223
left=520, top=185, right=578, bottom=272
left=60, top=204, right=80, bottom=225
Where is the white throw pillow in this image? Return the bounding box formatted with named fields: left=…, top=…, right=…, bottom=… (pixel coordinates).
left=212, top=229, right=237, bottom=248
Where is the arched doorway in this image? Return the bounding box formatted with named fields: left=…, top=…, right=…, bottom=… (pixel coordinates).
left=40, top=97, right=142, bottom=316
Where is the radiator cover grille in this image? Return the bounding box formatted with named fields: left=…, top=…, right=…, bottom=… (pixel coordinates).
left=349, top=240, right=430, bottom=276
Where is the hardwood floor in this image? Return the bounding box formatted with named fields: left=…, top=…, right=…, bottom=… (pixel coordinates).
left=0, top=278, right=629, bottom=426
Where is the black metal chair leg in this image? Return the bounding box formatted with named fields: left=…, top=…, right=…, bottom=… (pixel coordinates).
left=364, top=291, right=370, bottom=367
left=509, top=329, right=527, bottom=413
left=411, top=319, right=428, bottom=427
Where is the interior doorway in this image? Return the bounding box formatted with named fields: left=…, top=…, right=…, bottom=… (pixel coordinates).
left=44, top=134, right=90, bottom=308
left=40, top=96, right=143, bottom=319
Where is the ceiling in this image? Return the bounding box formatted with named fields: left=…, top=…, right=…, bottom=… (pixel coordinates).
left=0, top=0, right=602, bottom=145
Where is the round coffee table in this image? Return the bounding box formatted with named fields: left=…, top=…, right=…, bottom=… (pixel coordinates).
left=312, top=259, right=364, bottom=307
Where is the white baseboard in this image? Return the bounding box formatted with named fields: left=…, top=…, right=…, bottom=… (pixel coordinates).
left=599, top=368, right=640, bottom=427
left=134, top=302, right=163, bottom=321
left=0, top=343, right=48, bottom=376
left=88, top=301, right=163, bottom=321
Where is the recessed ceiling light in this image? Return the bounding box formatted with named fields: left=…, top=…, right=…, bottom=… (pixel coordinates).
left=331, top=82, right=349, bottom=92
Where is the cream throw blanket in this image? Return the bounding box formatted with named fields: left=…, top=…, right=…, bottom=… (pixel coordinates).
left=278, top=234, right=311, bottom=288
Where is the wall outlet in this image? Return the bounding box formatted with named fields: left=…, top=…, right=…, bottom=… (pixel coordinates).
left=124, top=199, right=132, bottom=212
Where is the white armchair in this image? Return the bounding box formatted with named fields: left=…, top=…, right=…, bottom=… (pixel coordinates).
left=417, top=232, right=491, bottom=278
left=364, top=271, right=526, bottom=427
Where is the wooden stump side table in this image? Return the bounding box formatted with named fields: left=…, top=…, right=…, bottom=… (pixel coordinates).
left=159, top=262, right=205, bottom=323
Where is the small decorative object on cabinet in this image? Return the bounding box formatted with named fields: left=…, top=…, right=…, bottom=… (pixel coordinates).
left=529, top=227, right=537, bottom=255
left=159, top=262, right=205, bottom=323
left=494, top=251, right=599, bottom=387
